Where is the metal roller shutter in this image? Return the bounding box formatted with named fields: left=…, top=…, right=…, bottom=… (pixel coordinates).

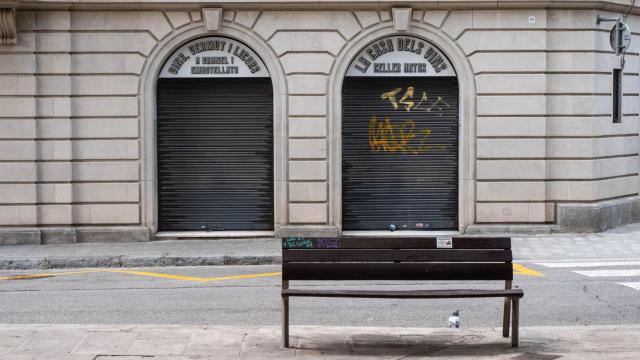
left=157, top=78, right=273, bottom=231
left=342, top=77, right=459, bottom=231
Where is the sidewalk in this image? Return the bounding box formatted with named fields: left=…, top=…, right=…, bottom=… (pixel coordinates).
left=1, top=324, right=639, bottom=359
left=2, top=223, right=640, bottom=270
left=0, top=238, right=280, bottom=270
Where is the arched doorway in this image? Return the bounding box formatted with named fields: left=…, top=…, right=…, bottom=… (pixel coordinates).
left=156, top=36, right=273, bottom=231
left=341, top=35, right=459, bottom=231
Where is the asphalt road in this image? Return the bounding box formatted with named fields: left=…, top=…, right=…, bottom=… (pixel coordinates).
left=1, top=261, right=640, bottom=328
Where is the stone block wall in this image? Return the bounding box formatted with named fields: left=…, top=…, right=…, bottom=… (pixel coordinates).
left=0, top=5, right=638, bottom=240
left=470, top=10, right=640, bottom=224
left=0, top=10, right=152, bottom=230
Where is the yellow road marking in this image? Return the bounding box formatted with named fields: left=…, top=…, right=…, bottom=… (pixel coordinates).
left=0, top=269, right=104, bottom=281
left=203, top=271, right=282, bottom=282
left=108, top=269, right=282, bottom=282
left=108, top=269, right=210, bottom=282
left=2, top=264, right=540, bottom=283
left=513, top=263, right=544, bottom=277
left=0, top=268, right=282, bottom=283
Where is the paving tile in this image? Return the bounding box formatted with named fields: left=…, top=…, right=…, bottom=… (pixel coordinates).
left=239, top=330, right=297, bottom=358
left=1, top=355, right=94, bottom=360
left=351, top=334, right=408, bottom=347
left=402, top=334, right=456, bottom=347
left=296, top=336, right=351, bottom=351
left=184, top=328, right=246, bottom=353
left=12, top=330, right=87, bottom=355
left=127, top=331, right=191, bottom=356
left=95, top=357, right=155, bottom=360
left=0, top=329, right=33, bottom=355
left=559, top=352, right=640, bottom=360
left=293, top=355, right=379, bottom=360
left=68, top=356, right=96, bottom=360
left=2, top=324, right=640, bottom=359
left=183, top=343, right=241, bottom=357
left=0, top=355, right=38, bottom=360
left=72, top=331, right=139, bottom=355
left=192, top=349, right=241, bottom=358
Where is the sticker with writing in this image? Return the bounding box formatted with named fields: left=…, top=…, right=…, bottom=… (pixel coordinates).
left=283, top=237, right=313, bottom=249
left=317, top=238, right=340, bottom=248
left=436, top=237, right=453, bottom=249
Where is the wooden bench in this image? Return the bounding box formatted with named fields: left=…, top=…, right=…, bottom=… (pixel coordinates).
left=281, top=236, right=524, bottom=348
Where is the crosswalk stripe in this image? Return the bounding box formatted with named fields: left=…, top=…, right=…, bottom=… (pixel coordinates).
left=619, top=282, right=640, bottom=291
left=535, top=261, right=640, bottom=291
left=573, top=269, right=640, bottom=277
left=536, top=261, right=640, bottom=268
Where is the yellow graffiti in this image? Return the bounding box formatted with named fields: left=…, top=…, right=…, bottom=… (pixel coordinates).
left=399, top=86, right=415, bottom=111
left=369, top=115, right=445, bottom=154
left=380, top=87, right=403, bottom=110
left=381, top=86, right=451, bottom=113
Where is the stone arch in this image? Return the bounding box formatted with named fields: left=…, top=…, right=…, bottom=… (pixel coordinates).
left=327, top=22, right=477, bottom=233
left=139, top=22, right=288, bottom=235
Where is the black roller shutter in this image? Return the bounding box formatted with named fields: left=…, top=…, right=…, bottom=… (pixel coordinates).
left=342, top=77, right=458, bottom=231
left=157, top=78, right=273, bottom=231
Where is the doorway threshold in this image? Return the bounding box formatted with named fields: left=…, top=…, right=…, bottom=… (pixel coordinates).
left=341, top=230, right=461, bottom=237
left=155, top=231, right=274, bottom=240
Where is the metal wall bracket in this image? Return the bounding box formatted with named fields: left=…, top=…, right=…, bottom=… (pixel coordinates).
left=597, top=14, right=631, bottom=56
left=0, top=8, right=16, bottom=45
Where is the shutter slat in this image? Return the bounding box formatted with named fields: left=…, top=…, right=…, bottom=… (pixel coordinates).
left=157, top=78, right=274, bottom=231
left=342, top=77, right=459, bottom=231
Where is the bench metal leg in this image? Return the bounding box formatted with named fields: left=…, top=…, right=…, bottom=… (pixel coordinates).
left=282, top=280, right=289, bottom=348
left=511, top=297, right=519, bottom=347
left=503, top=281, right=512, bottom=338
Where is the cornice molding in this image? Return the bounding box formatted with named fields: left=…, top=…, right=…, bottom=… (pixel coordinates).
left=0, top=8, right=16, bottom=45
left=10, top=0, right=640, bottom=13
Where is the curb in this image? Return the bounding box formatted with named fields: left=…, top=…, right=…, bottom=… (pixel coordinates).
left=0, top=255, right=282, bottom=270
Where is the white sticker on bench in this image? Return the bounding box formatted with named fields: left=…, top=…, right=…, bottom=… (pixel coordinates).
left=437, top=237, right=453, bottom=248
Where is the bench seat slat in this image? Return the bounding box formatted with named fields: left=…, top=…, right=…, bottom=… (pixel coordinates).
left=282, top=289, right=524, bottom=299
left=282, top=237, right=511, bottom=250
left=283, top=263, right=513, bottom=281
left=283, top=249, right=512, bottom=262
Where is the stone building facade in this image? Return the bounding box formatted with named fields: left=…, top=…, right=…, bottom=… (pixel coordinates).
left=0, top=0, right=639, bottom=244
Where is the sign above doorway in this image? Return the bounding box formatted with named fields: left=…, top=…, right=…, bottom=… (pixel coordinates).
left=160, top=36, right=270, bottom=78
left=346, top=35, right=456, bottom=77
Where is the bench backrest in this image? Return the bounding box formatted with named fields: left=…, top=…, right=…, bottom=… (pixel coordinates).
left=282, top=237, right=512, bottom=281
